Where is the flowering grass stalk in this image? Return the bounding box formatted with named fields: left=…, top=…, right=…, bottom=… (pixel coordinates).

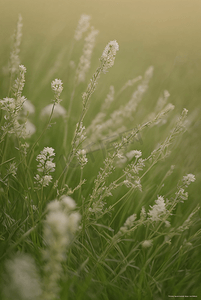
left=8, top=14, right=23, bottom=92
left=27, top=78, right=63, bottom=165
left=34, top=147, right=56, bottom=188
left=60, top=40, right=119, bottom=186
left=41, top=196, right=81, bottom=300
left=0, top=64, right=27, bottom=142
left=3, top=253, right=42, bottom=300
left=85, top=67, right=154, bottom=146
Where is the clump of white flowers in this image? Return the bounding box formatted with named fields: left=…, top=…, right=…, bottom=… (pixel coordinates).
left=126, top=150, right=142, bottom=160
left=51, top=78, right=63, bottom=104
left=76, top=149, right=88, bottom=168
left=13, top=64, right=26, bottom=99
left=141, top=240, right=153, bottom=248
left=42, top=196, right=81, bottom=300
left=148, top=196, right=167, bottom=222
left=7, top=162, right=17, bottom=178
left=182, top=173, right=196, bottom=187
left=174, top=173, right=196, bottom=204
left=74, top=14, right=91, bottom=41
left=3, top=253, right=42, bottom=300
left=34, top=147, right=55, bottom=188
left=0, top=65, right=28, bottom=140
left=100, top=40, right=119, bottom=73
left=176, top=188, right=189, bottom=202
left=122, top=150, right=145, bottom=191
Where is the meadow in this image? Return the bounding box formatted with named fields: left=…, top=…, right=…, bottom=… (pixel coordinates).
left=0, top=1, right=201, bottom=299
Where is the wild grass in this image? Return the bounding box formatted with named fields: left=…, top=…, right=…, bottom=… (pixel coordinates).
left=0, top=14, right=201, bottom=300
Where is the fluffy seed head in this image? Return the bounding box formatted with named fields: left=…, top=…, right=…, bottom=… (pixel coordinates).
left=124, top=214, right=137, bottom=228
left=74, top=14, right=91, bottom=41
left=60, top=195, right=76, bottom=211
left=148, top=196, right=167, bottom=222
left=35, top=147, right=55, bottom=188
left=9, top=14, right=23, bottom=74
left=101, top=40, right=119, bottom=73
left=51, top=79, right=63, bottom=94
left=126, top=150, right=142, bottom=160
left=142, top=240, right=153, bottom=248
left=4, top=253, right=41, bottom=300
left=182, top=174, right=196, bottom=186
left=51, top=79, right=63, bottom=104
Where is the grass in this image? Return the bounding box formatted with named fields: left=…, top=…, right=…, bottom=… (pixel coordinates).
left=0, top=7, right=201, bottom=300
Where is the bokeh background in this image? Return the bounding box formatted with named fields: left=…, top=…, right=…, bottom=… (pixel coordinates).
left=1, top=0, right=201, bottom=111
left=0, top=0, right=201, bottom=199
left=1, top=0, right=201, bottom=108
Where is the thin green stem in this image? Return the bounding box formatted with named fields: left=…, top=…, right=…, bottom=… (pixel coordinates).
left=27, top=102, right=56, bottom=166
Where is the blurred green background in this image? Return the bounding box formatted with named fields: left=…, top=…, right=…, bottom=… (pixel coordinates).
left=1, top=0, right=201, bottom=105
left=1, top=0, right=201, bottom=110
left=1, top=0, right=201, bottom=79
left=0, top=0, right=201, bottom=188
